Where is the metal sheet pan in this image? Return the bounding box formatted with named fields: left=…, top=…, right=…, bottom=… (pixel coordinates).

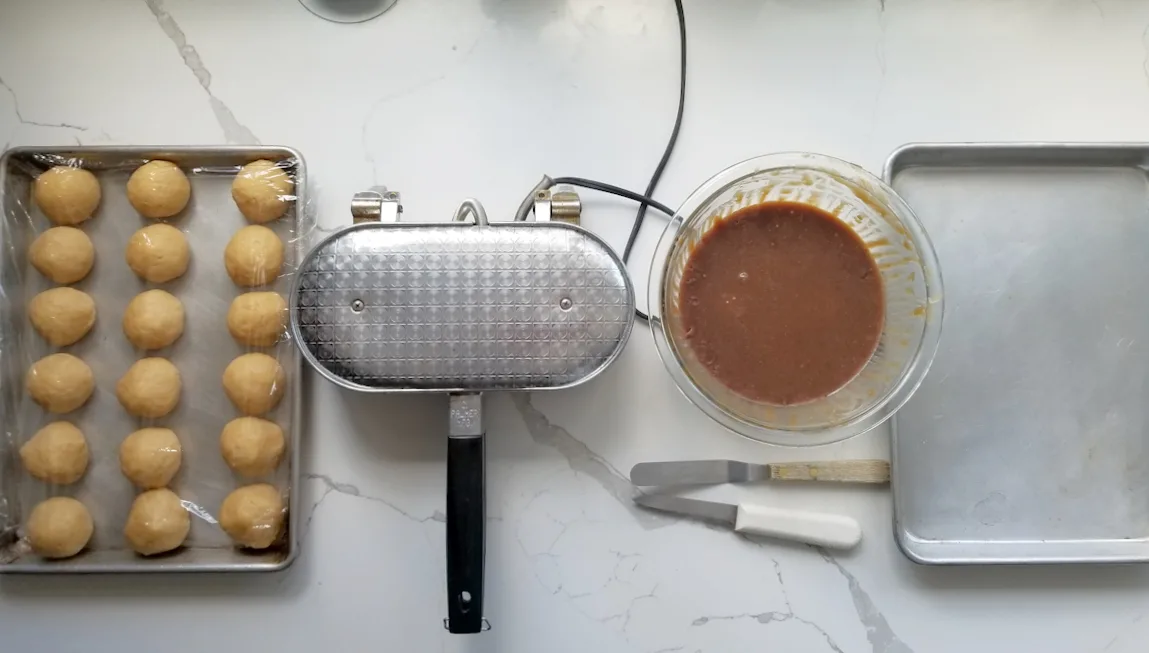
left=0, top=146, right=305, bottom=572
left=887, top=142, right=1149, bottom=564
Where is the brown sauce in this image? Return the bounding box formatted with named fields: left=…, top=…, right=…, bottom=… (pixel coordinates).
left=679, top=202, right=884, bottom=406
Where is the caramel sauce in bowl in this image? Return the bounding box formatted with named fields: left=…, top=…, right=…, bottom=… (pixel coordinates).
left=649, top=153, right=944, bottom=446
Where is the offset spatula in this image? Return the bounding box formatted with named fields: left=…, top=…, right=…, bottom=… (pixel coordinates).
left=629, top=459, right=889, bottom=486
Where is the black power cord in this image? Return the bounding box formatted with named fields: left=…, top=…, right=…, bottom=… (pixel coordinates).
left=625, top=0, right=687, bottom=271
left=524, top=0, right=687, bottom=322
left=550, top=177, right=675, bottom=219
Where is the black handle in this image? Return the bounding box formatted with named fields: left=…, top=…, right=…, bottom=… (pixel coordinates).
left=446, top=434, right=485, bottom=634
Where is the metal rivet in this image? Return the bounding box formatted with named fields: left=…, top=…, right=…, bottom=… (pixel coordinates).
left=559, top=297, right=573, bottom=311
left=351, top=299, right=365, bottom=312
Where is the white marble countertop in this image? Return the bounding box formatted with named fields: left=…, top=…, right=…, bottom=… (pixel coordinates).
left=4, top=1, right=1149, bottom=651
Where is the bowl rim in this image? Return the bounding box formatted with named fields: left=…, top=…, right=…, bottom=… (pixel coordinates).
left=647, top=152, right=945, bottom=447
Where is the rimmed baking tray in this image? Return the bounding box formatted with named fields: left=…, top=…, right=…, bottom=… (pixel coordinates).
left=0, top=146, right=305, bottom=572
left=888, top=142, right=1149, bottom=564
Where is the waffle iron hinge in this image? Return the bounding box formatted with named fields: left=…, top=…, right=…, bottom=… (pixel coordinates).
left=532, top=187, right=581, bottom=225
left=349, top=185, right=580, bottom=226
left=351, top=187, right=402, bottom=223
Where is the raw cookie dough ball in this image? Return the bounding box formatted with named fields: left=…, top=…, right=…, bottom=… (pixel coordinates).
left=124, top=488, right=189, bottom=556
left=227, top=292, right=286, bottom=347
left=123, top=290, right=184, bottom=350
left=224, top=225, right=283, bottom=287
left=20, top=421, right=89, bottom=485
left=116, top=358, right=181, bottom=418
left=126, top=160, right=190, bottom=219
left=33, top=166, right=101, bottom=226
left=126, top=223, right=189, bottom=283
left=219, top=483, right=284, bottom=549
left=26, top=497, right=93, bottom=559
left=232, top=159, right=294, bottom=224
left=29, top=287, right=96, bottom=347
left=27, top=353, right=94, bottom=414
left=29, top=226, right=95, bottom=284
left=220, top=417, right=285, bottom=478
left=222, top=353, right=285, bottom=415
left=119, top=427, right=182, bottom=489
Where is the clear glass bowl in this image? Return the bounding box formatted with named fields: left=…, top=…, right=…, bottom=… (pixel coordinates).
left=649, top=153, right=944, bottom=446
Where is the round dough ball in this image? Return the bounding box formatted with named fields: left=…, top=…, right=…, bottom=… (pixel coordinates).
left=28, top=287, right=96, bottom=347
left=26, top=497, right=93, bottom=559
left=27, top=353, right=93, bottom=414
left=220, top=417, right=285, bottom=478
left=126, top=160, right=190, bottom=219
left=124, top=488, right=189, bottom=556
left=232, top=160, right=293, bottom=224
left=116, top=358, right=181, bottom=418
left=20, top=422, right=89, bottom=485
left=224, top=225, right=283, bottom=287
left=125, top=223, right=189, bottom=283
left=223, top=353, right=285, bottom=415
left=123, top=290, right=184, bottom=350
left=29, top=226, right=95, bottom=284
left=227, top=292, right=286, bottom=347
left=119, top=427, right=181, bottom=489
left=219, top=483, right=284, bottom=549
left=33, top=166, right=101, bottom=226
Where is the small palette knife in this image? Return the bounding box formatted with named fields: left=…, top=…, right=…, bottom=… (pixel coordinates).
left=634, top=495, right=863, bottom=549
left=629, top=459, right=889, bottom=487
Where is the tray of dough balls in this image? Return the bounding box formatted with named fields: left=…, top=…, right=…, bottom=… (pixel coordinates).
left=0, top=146, right=307, bottom=572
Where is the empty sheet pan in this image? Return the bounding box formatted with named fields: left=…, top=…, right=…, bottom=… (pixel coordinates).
left=887, top=143, right=1149, bottom=564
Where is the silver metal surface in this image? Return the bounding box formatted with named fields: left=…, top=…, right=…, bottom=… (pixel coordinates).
left=352, top=190, right=383, bottom=223
left=0, top=145, right=305, bottom=573
left=452, top=198, right=488, bottom=225
left=514, top=175, right=555, bottom=222
left=887, top=142, right=1149, bottom=564
left=531, top=189, right=582, bottom=226
left=449, top=394, right=484, bottom=438
left=351, top=188, right=400, bottom=224
left=630, top=460, right=768, bottom=487
left=633, top=495, right=738, bottom=526
left=532, top=191, right=553, bottom=223
left=548, top=190, right=581, bottom=225
left=292, top=221, right=635, bottom=392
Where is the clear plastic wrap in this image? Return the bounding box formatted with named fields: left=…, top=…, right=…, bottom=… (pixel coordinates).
left=0, top=146, right=309, bottom=572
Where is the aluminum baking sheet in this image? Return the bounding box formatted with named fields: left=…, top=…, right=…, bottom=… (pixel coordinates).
left=887, top=142, right=1149, bottom=564
left=0, top=146, right=305, bottom=572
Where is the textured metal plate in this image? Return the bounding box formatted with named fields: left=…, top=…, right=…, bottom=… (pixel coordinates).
left=292, top=222, right=634, bottom=391
left=887, top=142, right=1149, bottom=564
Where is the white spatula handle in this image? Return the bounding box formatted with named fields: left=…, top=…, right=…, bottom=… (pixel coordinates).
left=734, top=504, right=862, bottom=550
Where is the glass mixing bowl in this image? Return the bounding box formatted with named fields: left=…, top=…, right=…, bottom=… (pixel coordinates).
left=649, top=153, right=943, bottom=446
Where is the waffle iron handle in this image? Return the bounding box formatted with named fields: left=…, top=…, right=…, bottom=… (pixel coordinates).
left=446, top=393, right=487, bottom=634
